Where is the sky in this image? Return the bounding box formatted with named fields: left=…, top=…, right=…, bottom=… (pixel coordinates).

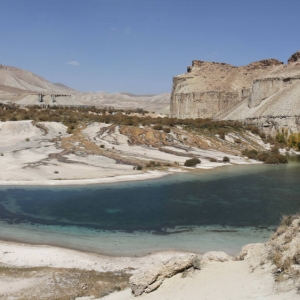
left=0, top=0, right=300, bottom=94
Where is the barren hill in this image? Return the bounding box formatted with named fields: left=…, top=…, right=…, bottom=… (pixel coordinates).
left=0, top=63, right=170, bottom=113
left=0, top=64, right=73, bottom=94
left=171, top=51, right=300, bottom=134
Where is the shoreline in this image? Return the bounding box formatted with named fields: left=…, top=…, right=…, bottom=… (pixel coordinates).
left=0, top=220, right=274, bottom=258
left=0, top=160, right=261, bottom=187
left=0, top=239, right=200, bottom=275
left=0, top=170, right=173, bottom=186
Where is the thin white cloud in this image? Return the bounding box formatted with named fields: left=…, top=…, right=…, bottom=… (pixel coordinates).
left=110, top=27, right=118, bottom=31
left=67, top=61, right=80, bottom=66
left=125, top=27, right=131, bottom=34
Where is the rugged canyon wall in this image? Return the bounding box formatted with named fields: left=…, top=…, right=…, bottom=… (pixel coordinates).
left=171, top=51, right=300, bottom=134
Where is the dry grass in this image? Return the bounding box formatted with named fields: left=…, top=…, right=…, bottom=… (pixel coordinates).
left=0, top=266, right=130, bottom=300
left=268, top=214, right=300, bottom=286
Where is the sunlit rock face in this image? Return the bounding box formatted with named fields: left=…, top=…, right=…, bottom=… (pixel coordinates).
left=170, top=51, right=300, bottom=134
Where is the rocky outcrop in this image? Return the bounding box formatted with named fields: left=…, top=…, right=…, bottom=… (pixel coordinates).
left=171, top=51, right=300, bottom=134
left=237, top=214, right=300, bottom=292
left=288, top=51, right=300, bottom=64
left=170, top=58, right=283, bottom=119
left=129, top=254, right=200, bottom=296
left=129, top=251, right=234, bottom=296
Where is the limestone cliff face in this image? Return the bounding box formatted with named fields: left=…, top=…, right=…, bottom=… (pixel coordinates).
left=171, top=59, right=283, bottom=119
left=171, top=51, right=300, bottom=134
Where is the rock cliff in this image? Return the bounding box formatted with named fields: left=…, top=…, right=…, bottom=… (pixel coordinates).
left=171, top=51, right=300, bottom=134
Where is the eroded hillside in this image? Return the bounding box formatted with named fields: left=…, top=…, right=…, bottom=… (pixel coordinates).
left=171, top=51, right=300, bottom=135
left=0, top=104, right=273, bottom=184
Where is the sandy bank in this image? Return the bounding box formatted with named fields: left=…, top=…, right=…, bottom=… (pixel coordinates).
left=0, top=240, right=298, bottom=300
left=0, top=170, right=171, bottom=186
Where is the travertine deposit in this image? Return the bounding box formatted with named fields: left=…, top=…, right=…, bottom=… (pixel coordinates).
left=171, top=51, right=300, bottom=134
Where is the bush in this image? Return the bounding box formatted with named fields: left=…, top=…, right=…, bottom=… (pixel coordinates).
left=217, top=129, right=226, bottom=140
left=163, top=127, right=171, bottom=133
left=271, top=145, right=280, bottom=154
left=136, top=165, right=143, bottom=170
left=257, top=152, right=270, bottom=162
left=242, top=149, right=258, bottom=159
left=246, top=125, right=260, bottom=135
left=100, top=144, right=105, bottom=148
left=184, top=157, right=201, bottom=167
left=146, top=161, right=162, bottom=168
left=275, top=154, right=288, bottom=164
left=265, top=155, right=279, bottom=164
left=209, top=157, right=217, bottom=162
left=223, top=156, right=230, bottom=163
left=153, top=124, right=163, bottom=130
left=280, top=215, right=295, bottom=227
left=260, top=132, right=266, bottom=139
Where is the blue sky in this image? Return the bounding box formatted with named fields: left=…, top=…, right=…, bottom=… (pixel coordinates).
left=0, top=0, right=299, bottom=94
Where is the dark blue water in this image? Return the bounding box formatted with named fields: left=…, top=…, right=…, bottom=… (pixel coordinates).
left=1, top=157, right=300, bottom=234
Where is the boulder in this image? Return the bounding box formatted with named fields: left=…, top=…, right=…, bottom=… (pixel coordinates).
left=236, top=244, right=257, bottom=260
left=129, top=254, right=200, bottom=296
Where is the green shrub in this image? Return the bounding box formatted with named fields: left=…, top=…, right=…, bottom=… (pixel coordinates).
left=223, top=156, right=230, bottom=163
left=100, top=144, right=105, bottom=148
left=184, top=157, right=201, bottom=167
left=163, top=127, right=171, bottom=133
left=136, top=165, right=143, bottom=170
left=209, top=157, right=217, bottom=162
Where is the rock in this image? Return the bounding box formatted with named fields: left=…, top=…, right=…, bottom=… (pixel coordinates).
left=236, top=244, right=257, bottom=260
left=129, top=254, right=200, bottom=296
left=201, top=251, right=233, bottom=263
left=288, top=51, right=300, bottom=63
left=170, top=51, right=300, bottom=134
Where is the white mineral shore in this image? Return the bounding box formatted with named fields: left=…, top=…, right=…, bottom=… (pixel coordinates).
left=0, top=241, right=298, bottom=300
left=0, top=120, right=261, bottom=186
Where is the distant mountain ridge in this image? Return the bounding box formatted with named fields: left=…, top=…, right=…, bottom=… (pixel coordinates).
left=0, top=63, right=170, bottom=113
left=0, top=64, right=73, bottom=94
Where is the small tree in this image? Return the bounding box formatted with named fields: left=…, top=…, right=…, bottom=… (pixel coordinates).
left=184, top=157, right=201, bottom=167
left=153, top=124, right=163, bottom=130
left=223, top=156, right=230, bottom=163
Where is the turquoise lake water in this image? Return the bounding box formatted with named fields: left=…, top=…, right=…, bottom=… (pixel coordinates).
left=0, top=157, right=299, bottom=256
